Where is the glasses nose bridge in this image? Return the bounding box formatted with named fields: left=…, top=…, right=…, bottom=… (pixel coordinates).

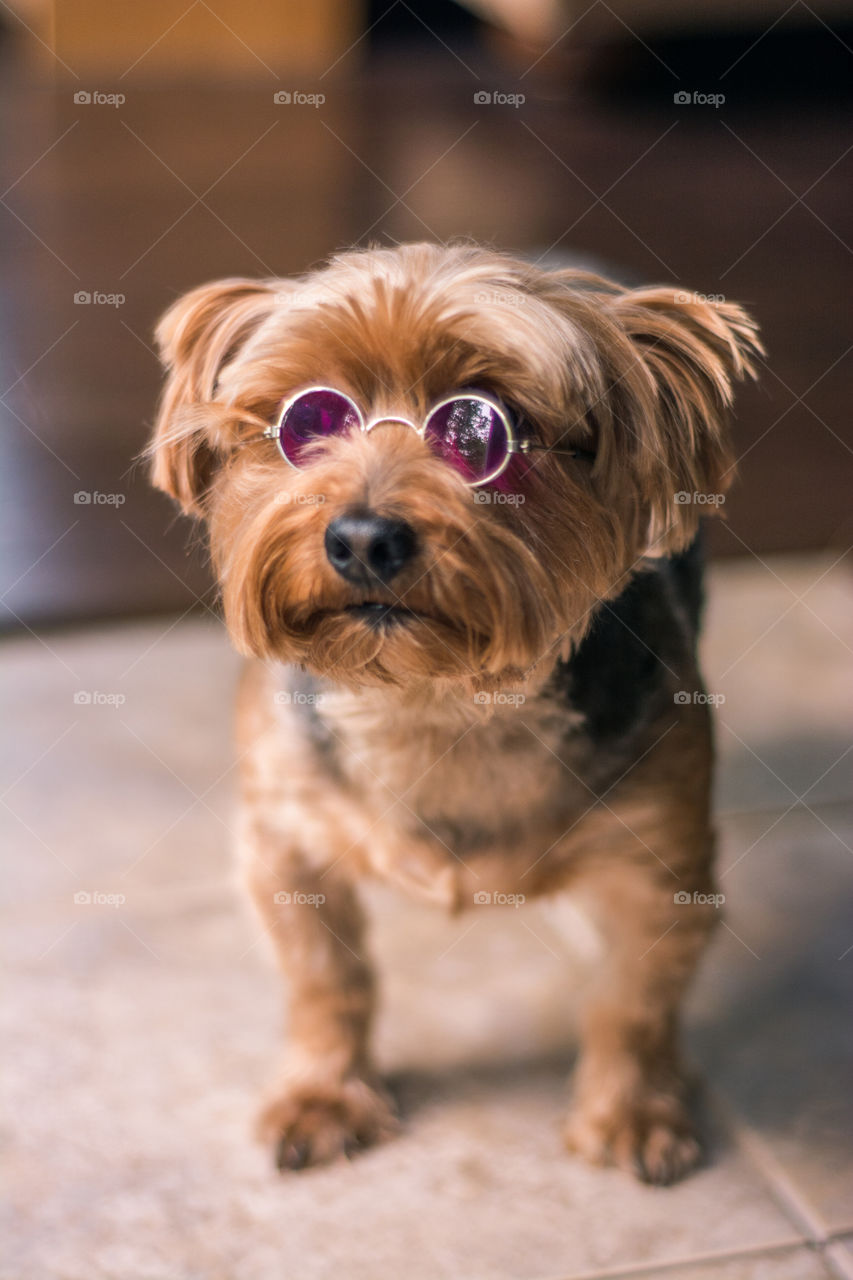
left=363, top=413, right=423, bottom=437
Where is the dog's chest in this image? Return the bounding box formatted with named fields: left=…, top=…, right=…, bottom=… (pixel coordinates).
left=316, top=687, right=591, bottom=849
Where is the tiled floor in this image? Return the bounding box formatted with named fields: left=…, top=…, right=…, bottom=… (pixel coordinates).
left=2, top=554, right=852, bottom=1280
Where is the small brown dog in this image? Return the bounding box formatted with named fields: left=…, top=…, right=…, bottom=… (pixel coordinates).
left=149, top=242, right=760, bottom=1184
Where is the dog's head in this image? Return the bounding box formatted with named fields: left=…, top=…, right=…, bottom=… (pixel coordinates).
left=149, top=242, right=760, bottom=690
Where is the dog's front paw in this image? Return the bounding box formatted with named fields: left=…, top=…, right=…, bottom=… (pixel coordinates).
left=564, top=1090, right=702, bottom=1185
left=257, top=1077, right=399, bottom=1172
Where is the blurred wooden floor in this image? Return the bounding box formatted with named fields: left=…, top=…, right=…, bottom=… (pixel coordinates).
left=1, top=13, right=851, bottom=630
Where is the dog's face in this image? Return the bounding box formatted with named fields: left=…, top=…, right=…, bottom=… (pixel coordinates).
left=149, top=243, right=760, bottom=689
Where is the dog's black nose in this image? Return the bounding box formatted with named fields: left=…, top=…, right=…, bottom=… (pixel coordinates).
left=324, top=510, right=417, bottom=586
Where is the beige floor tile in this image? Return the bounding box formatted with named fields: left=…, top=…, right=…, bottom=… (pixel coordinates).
left=703, top=556, right=853, bottom=813
left=1, top=618, right=240, bottom=907
left=2, top=957, right=804, bottom=1280
left=689, top=806, right=853, bottom=1238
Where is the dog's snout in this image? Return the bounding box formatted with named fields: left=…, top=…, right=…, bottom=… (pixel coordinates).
left=324, top=510, right=417, bottom=586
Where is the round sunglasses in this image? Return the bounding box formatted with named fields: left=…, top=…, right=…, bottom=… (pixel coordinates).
left=258, top=386, right=588, bottom=488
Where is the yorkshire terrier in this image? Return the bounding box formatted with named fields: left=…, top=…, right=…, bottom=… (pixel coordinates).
left=149, top=242, right=760, bottom=1184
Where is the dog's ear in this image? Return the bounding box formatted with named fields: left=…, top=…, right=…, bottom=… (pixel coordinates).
left=150, top=279, right=279, bottom=515
left=606, top=288, right=763, bottom=554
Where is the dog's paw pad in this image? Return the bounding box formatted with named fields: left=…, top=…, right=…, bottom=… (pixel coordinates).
left=258, top=1078, right=399, bottom=1172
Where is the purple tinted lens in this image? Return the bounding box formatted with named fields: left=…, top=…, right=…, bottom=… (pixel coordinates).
left=278, top=390, right=360, bottom=465
left=424, top=398, right=508, bottom=483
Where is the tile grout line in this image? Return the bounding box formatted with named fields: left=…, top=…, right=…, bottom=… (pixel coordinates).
left=825, top=1240, right=853, bottom=1280
left=543, top=1236, right=816, bottom=1280
left=709, top=1087, right=833, bottom=1245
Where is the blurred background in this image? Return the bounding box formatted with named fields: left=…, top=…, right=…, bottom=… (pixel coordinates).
left=0, top=0, right=851, bottom=630
left=3, top=6, right=853, bottom=1280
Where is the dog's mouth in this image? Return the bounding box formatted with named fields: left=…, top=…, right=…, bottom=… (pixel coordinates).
left=343, top=602, right=420, bottom=629
left=305, top=599, right=435, bottom=633
left=293, top=598, right=506, bottom=682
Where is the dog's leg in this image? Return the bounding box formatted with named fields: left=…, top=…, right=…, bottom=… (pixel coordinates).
left=244, top=832, right=397, bottom=1170
left=563, top=838, right=718, bottom=1185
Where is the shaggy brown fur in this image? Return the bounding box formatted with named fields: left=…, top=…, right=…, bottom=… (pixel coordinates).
left=149, top=242, right=760, bottom=1184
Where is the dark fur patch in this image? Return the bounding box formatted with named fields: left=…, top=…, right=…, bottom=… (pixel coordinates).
left=552, top=536, right=704, bottom=745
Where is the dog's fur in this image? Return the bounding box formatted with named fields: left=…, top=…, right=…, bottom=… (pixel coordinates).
left=149, top=242, right=761, bottom=1184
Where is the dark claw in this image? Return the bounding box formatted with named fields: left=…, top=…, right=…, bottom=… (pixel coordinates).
left=276, top=1137, right=310, bottom=1172
left=635, top=1136, right=703, bottom=1186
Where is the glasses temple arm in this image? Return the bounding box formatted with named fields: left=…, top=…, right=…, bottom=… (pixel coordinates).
left=517, top=440, right=595, bottom=460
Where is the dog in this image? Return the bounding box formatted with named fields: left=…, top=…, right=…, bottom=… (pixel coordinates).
left=148, top=242, right=760, bottom=1184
